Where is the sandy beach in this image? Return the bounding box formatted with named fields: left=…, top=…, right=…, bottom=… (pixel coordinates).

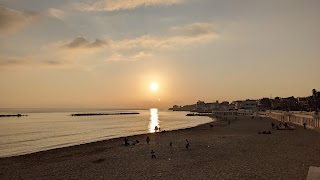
left=1, top=116, right=320, bottom=180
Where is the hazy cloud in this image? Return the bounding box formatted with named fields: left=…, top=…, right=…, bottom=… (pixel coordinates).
left=0, top=7, right=38, bottom=34
left=0, top=56, right=29, bottom=66
left=108, top=51, right=152, bottom=61
left=63, top=22, right=218, bottom=61
left=171, top=23, right=216, bottom=36
left=74, top=0, right=183, bottom=12
left=0, top=56, right=67, bottom=69
left=1, top=22, right=218, bottom=69
left=65, top=37, right=108, bottom=48
left=115, top=23, right=218, bottom=49
left=48, top=8, right=65, bottom=20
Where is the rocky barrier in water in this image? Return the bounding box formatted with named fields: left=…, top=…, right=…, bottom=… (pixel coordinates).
left=70, top=112, right=140, bottom=116
left=0, top=114, right=28, bottom=117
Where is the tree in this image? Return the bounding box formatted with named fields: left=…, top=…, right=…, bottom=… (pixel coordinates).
left=260, top=98, right=272, bottom=110
left=312, top=89, right=319, bottom=112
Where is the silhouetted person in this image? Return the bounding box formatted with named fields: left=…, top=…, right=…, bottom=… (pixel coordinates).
left=124, top=137, right=129, bottom=146
left=303, top=122, right=307, bottom=129
left=151, top=150, right=156, bottom=158
left=146, top=136, right=150, bottom=144
left=271, top=122, right=275, bottom=129
left=284, top=123, right=288, bottom=128
left=159, top=127, right=161, bottom=132
left=210, top=124, right=213, bottom=128
left=186, top=139, right=189, bottom=149
left=136, top=140, right=140, bottom=144
left=228, top=121, right=230, bottom=125
left=170, top=141, right=172, bottom=146
left=154, top=126, right=159, bottom=131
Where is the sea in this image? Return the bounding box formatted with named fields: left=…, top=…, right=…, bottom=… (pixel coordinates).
left=0, top=108, right=213, bottom=157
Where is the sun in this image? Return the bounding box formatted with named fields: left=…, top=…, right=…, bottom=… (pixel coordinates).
left=150, top=82, right=159, bottom=92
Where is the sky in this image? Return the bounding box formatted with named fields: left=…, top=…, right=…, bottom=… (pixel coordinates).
left=0, top=0, right=319, bottom=109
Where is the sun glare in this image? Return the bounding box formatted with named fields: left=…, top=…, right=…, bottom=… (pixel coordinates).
left=150, top=82, right=159, bottom=91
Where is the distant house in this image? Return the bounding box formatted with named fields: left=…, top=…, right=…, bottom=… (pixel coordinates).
left=235, top=100, right=258, bottom=110
left=212, top=109, right=254, bottom=116
left=196, top=100, right=206, bottom=110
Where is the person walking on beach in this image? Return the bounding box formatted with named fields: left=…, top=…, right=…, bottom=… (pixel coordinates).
left=146, top=136, right=150, bottom=144
left=186, top=139, right=189, bottom=149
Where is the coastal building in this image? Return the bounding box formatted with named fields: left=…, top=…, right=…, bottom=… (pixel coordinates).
left=207, top=101, right=220, bottom=110
left=234, top=100, right=258, bottom=110
left=212, top=109, right=254, bottom=117
left=196, top=100, right=206, bottom=110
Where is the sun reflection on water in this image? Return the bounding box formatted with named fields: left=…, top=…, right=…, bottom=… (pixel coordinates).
left=149, top=108, right=159, bottom=133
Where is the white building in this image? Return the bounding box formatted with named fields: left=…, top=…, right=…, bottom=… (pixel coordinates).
left=235, top=100, right=258, bottom=110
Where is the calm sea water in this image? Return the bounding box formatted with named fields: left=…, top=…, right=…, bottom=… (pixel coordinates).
left=0, top=108, right=212, bottom=157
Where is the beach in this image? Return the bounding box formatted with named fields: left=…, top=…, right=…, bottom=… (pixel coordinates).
left=1, top=116, right=320, bottom=179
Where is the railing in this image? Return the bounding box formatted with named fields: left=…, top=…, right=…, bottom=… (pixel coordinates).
left=266, top=111, right=320, bottom=128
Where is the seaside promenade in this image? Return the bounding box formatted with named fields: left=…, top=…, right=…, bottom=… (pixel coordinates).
left=267, top=110, right=320, bottom=130
left=1, top=116, right=320, bottom=179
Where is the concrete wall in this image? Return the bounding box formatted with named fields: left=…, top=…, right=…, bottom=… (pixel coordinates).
left=267, top=111, right=320, bottom=129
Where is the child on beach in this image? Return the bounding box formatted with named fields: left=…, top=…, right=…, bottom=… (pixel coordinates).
left=151, top=150, right=156, bottom=158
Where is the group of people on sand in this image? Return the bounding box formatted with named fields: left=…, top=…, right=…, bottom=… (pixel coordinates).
left=124, top=136, right=190, bottom=159
left=150, top=139, right=190, bottom=159
left=124, top=137, right=140, bottom=146
left=154, top=126, right=167, bottom=133
left=271, top=122, right=296, bottom=130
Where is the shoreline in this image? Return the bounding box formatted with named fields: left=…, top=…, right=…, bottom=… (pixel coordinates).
left=0, top=116, right=215, bottom=159
left=1, top=116, right=320, bottom=179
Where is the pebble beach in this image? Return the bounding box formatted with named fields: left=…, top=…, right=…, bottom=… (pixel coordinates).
left=1, top=116, right=320, bottom=179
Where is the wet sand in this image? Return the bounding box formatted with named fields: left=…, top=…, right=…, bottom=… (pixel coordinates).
left=1, top=117, right=320, bottom=179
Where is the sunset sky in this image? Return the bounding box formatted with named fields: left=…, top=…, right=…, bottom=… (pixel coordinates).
left=0, top=0, right=319, bottom=109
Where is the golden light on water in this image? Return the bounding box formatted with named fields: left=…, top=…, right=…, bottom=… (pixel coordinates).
left=149, top=108, right=159, bottom=133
